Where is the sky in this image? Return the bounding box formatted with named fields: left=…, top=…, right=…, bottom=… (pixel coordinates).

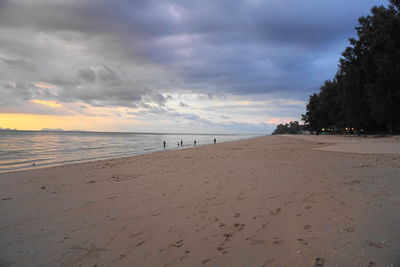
left=0, top=0, right=388, bottom=134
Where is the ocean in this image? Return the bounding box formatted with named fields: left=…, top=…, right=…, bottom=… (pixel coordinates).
left=0, top=130, right=259, bottom=173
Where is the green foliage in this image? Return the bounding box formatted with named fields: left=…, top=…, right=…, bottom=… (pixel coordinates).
left=302, top=0, right=400, bottom=133
left=272, top=121, right=305, bottom=135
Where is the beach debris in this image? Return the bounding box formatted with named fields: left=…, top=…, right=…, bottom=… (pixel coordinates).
left=32, top=163, right=36, bottom=166
left=304, top=224, right=312, bottom=230
left=1, top=197, right=12, bottom=201
left=40, top=186, right=46, bottom=189
left=314, top=257, right=326, bottom=267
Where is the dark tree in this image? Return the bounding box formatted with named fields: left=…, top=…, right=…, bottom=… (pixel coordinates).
left=271, top=121, right=305, bottom=135
left=302, top=0, right=400, bottom=133
left=302, top=93, right=321, bottom=132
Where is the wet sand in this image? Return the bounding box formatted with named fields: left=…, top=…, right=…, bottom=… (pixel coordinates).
left=0, top=135, right=400, bottom=266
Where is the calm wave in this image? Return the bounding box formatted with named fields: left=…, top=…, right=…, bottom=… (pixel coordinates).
left=0, top=131, right=259, bottom=173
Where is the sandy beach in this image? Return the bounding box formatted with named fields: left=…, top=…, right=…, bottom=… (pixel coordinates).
left=1, top=135, right=400, bottom=267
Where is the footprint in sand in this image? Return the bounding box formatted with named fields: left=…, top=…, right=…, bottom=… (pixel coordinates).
left=314, top=257, right=326, bottom=267
left=234, top=223, right=245, bottom=231
left=216, top=246, right=227, bottom=254
left=261, top=259, right=275, bottom=266
left=159, top=240, right=184, bottom=252
left=297, top=238, right=308, bottom=245
left=366, top=241, right=382, bottom=248
left=272, top=237, right=284, bottom=246
left=179, top=250, right=191, bottom=261
left=344, top=179, right=361, bottom=185
left=270, top=208, right=282, bottom=215
left=305, top=206, right=312, bottom=210
left=202, top=258, right=212, bottom=264
left=110, top=175, right=123, bottom=182
left=343, top=227, right=355, bottom=233
left=304, top=224, right=312, bottom=230
left=223, top=232, right=233, bottom=241
left=246, top=236, right=264, bottom=245
left=172, top=240, right=184, bottom=247
left=135, top=240, right=147, bottom=247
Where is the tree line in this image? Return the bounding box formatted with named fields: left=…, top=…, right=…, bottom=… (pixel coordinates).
left=272, top=121, right=307, bottom=135
left=299, top=0, right=400, bottom=134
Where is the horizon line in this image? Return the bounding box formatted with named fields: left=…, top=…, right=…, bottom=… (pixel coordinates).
left=0, top=128, right=264, bottom=136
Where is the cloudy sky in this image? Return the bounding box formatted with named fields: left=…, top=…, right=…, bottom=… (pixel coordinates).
left=0, top=0, right=387, bottom=133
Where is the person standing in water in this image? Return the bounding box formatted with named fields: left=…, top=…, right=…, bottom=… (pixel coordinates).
left=194, top=140, right=197, bottom=146
left=181, top=140, right=183, bottom=146
left=163, top=140, right=166, bottom=148
left=214, top=138, right=216, bottom=144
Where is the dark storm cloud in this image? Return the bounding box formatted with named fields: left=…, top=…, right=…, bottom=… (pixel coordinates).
left=78, top=68, right=96, bottom=82
left=0, top=57, right=35, bottom=71
left=0, top=0, right=387, bottom=108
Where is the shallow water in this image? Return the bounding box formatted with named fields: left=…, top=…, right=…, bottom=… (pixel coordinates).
left=0, top=131, right=259, bottom=173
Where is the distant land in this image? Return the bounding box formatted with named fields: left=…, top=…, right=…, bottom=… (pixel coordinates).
left=41, top=128, right=65, bottom=131
left=0, top=128, right=254, bottom=136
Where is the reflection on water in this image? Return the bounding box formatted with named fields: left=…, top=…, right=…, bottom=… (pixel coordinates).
left=0, top=131, right=259, bottom=172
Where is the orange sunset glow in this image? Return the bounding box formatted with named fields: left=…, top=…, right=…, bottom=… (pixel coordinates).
left=0, top=113, right=146, bottom=131
left=31, top=99, right=62, bottom=108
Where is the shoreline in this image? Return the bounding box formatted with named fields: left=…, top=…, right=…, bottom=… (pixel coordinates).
left=1, top=135, right=399, bottom=266
left=0, top=135, right=263, bottom=174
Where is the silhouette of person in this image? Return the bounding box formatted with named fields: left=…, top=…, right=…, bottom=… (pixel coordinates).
left=181, top=140, right=183, bottom=146
left=163, top=140, right=166, bottom=148
left=194, top=140, right=197, bottom=146
left=214, top=138, right=216, bottom=144
left=177, top=142, right=180, bottom=146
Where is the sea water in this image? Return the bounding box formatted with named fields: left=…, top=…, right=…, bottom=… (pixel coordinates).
left=0, top=131, right=259, bottom=173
